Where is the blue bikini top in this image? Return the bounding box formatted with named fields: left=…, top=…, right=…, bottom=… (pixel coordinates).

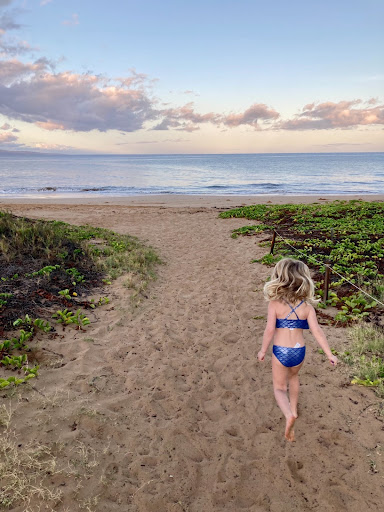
left=276, top=300, right=309, bottom=329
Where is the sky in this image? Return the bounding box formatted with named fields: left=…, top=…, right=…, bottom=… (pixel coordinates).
left=0, top=0, right=383, bottom=154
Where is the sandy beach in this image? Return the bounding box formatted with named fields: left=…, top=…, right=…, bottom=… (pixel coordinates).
left=1, top=194, right=384, bottom=512
left=1, top=193, right=384, bottom=208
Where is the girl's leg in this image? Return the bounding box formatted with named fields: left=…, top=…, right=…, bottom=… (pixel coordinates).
left=288, top=364, right=303, bottom=418
left=272, top=355, right=296, bottom=441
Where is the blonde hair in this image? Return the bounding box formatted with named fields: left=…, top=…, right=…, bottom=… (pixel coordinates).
left=263, top=258, right=318, bottom=305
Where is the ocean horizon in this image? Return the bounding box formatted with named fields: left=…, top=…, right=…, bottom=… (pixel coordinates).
left=1, top=152, right=383, bottom=198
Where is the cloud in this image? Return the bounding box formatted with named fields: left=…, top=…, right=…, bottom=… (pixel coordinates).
left=0, top=122, right=11, bottom=129
left=1, top=52, right=383, bottom=136
left=117, top=69, right=158, bottom=89
left=0, top=130, right=17, bottom=143
left=33, top=142, right=74, bottom=151
left=0, top=58, right=52, bottom=85
left=0, top=11, right=20, bottom=31
left=0, top=60, right=158, bottom=132
left=0, top=39, right=33, bottom=57
left=40, top=0, right=53, bottom=5
left=35, top=121, right=66, bottom=130
left=222, top=103, right=280, bottom=128
left=154, top=102, right=280, bottom=132
left=0, top=1, right=14, bottom=7
left=116, top=138, right=189, bottom=145
left=279, top=100, right=384, bottom=130
left=183, top=90, right=200, bottom=97
left=0, top=6, right=37, bottom=57
left=62, top=13, right=79, bottom=26
left=153, top=102, right=219, bottom=132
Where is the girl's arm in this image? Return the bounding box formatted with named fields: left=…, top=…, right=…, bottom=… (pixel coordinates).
left=307, top=305, right=338, bottom=366
left=258, top=302, right=276, bottom=361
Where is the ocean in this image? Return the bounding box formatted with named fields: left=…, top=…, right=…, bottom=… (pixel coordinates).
left=0, top=152, right=383, bottom=197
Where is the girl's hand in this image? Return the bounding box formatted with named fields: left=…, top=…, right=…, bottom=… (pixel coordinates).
left=329, top=355, right=338, bottom=366
left=258, top=351, right=265, bottom=362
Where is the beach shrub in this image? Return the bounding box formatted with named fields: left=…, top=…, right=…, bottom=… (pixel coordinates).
left=0, top=210, right=160, bottom=387
left=220, top=200, right=384, bottom=324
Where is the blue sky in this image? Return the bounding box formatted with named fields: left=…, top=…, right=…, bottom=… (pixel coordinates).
left=0, top=0, right=383, bottom=153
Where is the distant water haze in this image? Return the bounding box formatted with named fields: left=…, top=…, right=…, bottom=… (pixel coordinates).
left=0, top=153, right=383, bottom=197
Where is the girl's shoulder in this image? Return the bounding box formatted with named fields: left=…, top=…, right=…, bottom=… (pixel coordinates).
left=302, top=301, right=315, bottom=311
left=269, top=300, right=287, bottom=316
left=301, top=301, right=316, bottom=320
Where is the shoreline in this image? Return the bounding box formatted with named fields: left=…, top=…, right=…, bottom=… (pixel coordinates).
left=1, top=193, right=384, bottom=208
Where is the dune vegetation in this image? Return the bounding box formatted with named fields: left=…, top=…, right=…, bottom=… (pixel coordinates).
left=0, top=210, right=160, bottom=391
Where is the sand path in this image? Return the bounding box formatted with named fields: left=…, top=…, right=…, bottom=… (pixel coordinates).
left=2, top=204, right=384, bottom=512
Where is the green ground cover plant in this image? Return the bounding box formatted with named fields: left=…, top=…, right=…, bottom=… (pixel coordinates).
left=0, top=210, right=160, bottom=388
left=220, top=200, right=384, bottom=324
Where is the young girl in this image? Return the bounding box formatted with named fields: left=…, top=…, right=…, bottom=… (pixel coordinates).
left=258, top=258, right=338, bottom=442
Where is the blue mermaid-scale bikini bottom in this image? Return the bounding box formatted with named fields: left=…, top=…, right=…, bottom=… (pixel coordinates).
left=273, top=345, right=306, bottom=367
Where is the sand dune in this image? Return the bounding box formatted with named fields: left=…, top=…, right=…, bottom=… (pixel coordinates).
left=1, top=198, right=383, bottom=512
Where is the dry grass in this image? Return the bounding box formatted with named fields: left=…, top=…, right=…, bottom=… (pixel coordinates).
left=70, top=441, right=99, bottom=475
left=348, top=322, right=384, bottom=356
left=0, top=404, right=13, bottom=430
left=342, top=323, right=384, bottom=399
left=33, top=388, right=71, bottom=410
left=0, top=433, right=62, bottom=509
left=0, top=429, right=102, bottom=509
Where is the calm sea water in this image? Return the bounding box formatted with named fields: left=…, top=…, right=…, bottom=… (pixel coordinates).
left=0, top=152, right=383, bottom=197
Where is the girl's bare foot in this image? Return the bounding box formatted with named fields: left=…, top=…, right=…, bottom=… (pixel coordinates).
left=285, top=416, right=296, bottom=442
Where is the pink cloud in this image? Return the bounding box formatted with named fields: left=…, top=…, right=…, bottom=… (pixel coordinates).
left=154, top=102, right=279, bottom=132
left=0, top=58, right=49, bottom=85
left=33, top=142, right=74, bottom=151
left=279, top=100, right=384, bottom=130
left=1, top=56, right=383, bottom=136
left=0, top=61, right=157, bottom=132
left=35, top=121, right=66, bottom=130
left=166, top=102, right=219, bottom=124
left=0, top=131, right=17, bottom=143
left=153, top=102, right=219, bottom=131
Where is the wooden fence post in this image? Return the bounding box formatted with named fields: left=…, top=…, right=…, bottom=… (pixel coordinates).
left=270, top=231, right=276, bottom=255
left=323, top=230, right=334, bottom=303
left=323, top=264, right=331, bottom=303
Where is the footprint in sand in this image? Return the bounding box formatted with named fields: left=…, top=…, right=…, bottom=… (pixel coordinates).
left=287, top=458, right=305, bottom=483
left=203, top=399, right=227, bottom=421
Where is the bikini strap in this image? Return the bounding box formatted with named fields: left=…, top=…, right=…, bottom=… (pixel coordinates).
left=284, top=300, right=304, bottom=320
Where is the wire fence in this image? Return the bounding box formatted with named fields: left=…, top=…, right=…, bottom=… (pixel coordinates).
left=268, top=227, right=384, bottom=308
